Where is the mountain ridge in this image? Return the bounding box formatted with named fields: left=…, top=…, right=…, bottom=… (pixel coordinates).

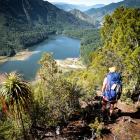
left=69, top=9, right=99, bottom=26
left=53, top=3, right=105, bottom=11
left=0, top=0, right=92, bottom=56
left=85, top=0, right=140, bottom=21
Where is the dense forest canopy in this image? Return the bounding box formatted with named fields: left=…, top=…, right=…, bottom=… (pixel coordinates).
left=64, top=28, right=101, bottom=65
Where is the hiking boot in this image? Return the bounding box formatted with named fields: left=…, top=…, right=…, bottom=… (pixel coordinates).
left=109, top=114, right=116, bottom=122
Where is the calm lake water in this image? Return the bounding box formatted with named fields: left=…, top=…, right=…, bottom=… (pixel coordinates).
left=0, top=36, right=80, bottom=80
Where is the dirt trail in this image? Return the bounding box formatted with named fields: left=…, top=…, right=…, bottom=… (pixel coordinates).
left=61, top=97, right=140, bottom=140
left=101, top=101, right=140, bottom=140
left=34, top=94, right=140, bottom=140
left=78, top=93, right=140, bottom=140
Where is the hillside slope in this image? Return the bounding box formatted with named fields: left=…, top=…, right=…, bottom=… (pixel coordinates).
left=69, top=9, right=99, bottom=26
left=0, top=0, right=90, bottom=26
left=53, top=3, right=105, bottom=11
left=86, top=0, right=140, bottom=21
left=0, top=0, right=91, bottom=56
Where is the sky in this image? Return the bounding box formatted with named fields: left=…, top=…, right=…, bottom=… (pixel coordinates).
left=46, top=0, right=123, bottom=6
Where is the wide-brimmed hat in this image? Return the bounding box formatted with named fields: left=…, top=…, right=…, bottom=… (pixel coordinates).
left=109, top=66, right=117, bottom=72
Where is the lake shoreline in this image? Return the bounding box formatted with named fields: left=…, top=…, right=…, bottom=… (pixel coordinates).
left=0, top=34, right=81, bottom=65
left=0, top=33, right=57, bottom=65
left=0, top=50, right=35, bottom=65
left=33, top=57, right=86, bottom=84
left=56, top=58, right=86, bottom=70
left=0, top=35, right=81, bottom=80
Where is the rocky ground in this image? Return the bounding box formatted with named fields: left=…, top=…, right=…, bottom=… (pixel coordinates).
left=32, top=62, right=140, bottom=140
left=33, top=94, right=140, bottom=140
left=101, top=101, right=140, bottom=140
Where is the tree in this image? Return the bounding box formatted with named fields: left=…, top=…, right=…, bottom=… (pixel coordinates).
left=0, top=72, right=32, bottom=140
left=90, top=7, right=140, bottom=100
left=33, top=53, right=81, bottom=127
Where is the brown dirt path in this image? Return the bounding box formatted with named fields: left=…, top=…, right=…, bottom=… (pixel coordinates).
left=102, top=101, right=140, bottom=140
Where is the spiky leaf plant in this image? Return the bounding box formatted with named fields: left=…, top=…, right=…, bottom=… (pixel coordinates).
left=0, top=72, right=32, bottom=140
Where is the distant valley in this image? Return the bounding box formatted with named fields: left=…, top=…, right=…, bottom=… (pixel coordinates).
left=53, top=3, right=105, bottom=11
left=85, top=0, right=140, bottom=21
left=53, top=0, right=140, bottom=24
left=0, top=0, right=140, bottom=57
left=0, top=0, right=92, bottom=56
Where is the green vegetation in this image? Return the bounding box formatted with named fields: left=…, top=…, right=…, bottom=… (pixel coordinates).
left=0, top=53, right=82, bottom=139
left=0, top=72, right=32, bottom=139
left=0, top=20, right=90, bottom=57
left=64, top=28, right=101, bottom=64
left=93, top=7, right=140, bottom=100
left=67, top=7, right=140, bottom=101
left=0, top=20, right=53, bottom=56
left=89, top=117, right=105, bottom=138
left=0, top=6, right=139, bottom=140
left=0, top=0, right=92, bottom=57
left=86, top=0, right=140, bottom=21
left=32, top=53, right=81, bottom=127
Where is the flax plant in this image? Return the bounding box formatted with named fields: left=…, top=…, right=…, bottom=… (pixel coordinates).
left=0, top=72, right=32, bottom=140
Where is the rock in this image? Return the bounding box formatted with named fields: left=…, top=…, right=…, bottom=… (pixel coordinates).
left=80, top=100, right=88, bottom=108
left=62, top=120, right=90, bottom=137
left=56, top=126, right=60, bottom=135
left=44, top=132, right=54, bottom=137
left=121, top=116, right=137, bottom=124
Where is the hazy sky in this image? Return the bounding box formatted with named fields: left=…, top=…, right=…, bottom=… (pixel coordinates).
left=46, top=0, right=123, bottom=5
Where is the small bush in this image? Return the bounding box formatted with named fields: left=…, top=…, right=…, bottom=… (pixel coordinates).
left=89, top=117, right=104, bottom=138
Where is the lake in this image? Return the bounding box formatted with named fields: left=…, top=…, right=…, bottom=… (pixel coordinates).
left=0, top=36, right=80, bottom=80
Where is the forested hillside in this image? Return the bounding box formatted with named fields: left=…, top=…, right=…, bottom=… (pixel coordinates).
left=68, top=7, right=140, bottom=102
left=92, top=7, right=140, bottom=100
left=69, top=9, right=99, bottom=26
left=86, top=0, right=140, bottom=21
left=64, top=29, right=101, bottom=65
left=0, top=0, right=92, bottom=56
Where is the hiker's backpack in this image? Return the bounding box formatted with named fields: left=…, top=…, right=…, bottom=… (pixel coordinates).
left=104, top=72, right=122, bottom=101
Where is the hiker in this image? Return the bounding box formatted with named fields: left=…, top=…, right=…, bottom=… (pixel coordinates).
left=101, top=66, right=122, bottom=118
